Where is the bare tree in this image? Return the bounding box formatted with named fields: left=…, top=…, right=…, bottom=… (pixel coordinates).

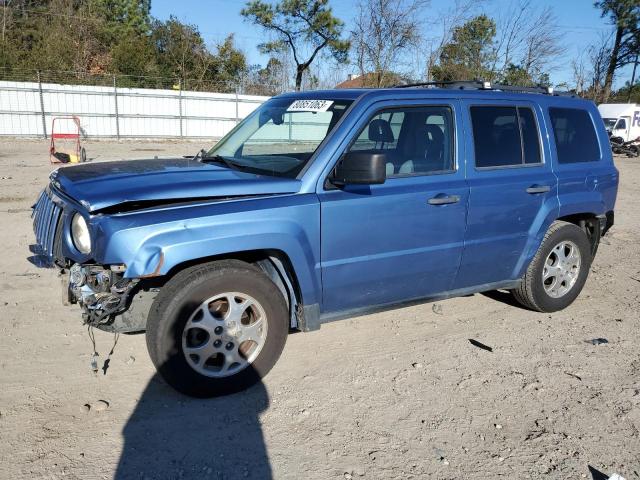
left=425, top=0, right=481, bottom=81
left=314, top=59, right=351, bottom=89
left=571, top=54, right=587, bottom=95
left=351, top=0, right=429, bottom=87
left=492, top=0, right=563, bottom=84
left=491, top=0, right=529, bottom=75
left=521, top=8, right=563, bottom=78
left=584, top=31, right=614, bottom=101
left=424, top=0, right=561, bottom=86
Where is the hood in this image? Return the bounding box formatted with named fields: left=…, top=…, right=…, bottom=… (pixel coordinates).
left=50, top=158, right=302, bottom=213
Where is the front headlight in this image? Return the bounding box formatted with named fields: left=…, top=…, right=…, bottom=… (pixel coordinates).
left=71, top=213, right=91, bottom=254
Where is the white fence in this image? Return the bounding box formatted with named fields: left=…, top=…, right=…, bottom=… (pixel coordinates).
left=0, top=80, right=270, bottom=139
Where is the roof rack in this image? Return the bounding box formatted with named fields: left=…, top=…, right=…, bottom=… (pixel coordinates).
left=393, top=80, right=575, bottom=97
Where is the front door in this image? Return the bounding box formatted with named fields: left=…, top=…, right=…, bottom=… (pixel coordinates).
left=318, top=101, right=468, bottom=314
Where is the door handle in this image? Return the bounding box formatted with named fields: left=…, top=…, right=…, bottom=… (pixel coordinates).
left=427, top=194, right=460, bottom=205
left=525, top=185, right=551, bottom=194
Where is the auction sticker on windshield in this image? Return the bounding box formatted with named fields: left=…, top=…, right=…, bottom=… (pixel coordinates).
left=287, top=100, right=334, bottom=112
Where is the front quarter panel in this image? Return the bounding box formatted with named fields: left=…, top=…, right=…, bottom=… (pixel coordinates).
left=92, top=194, right=322, bottom=305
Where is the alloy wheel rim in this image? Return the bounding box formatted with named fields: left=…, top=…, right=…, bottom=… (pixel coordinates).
left=182, top=292, right=268, bottom=378
left=542, top=240, right=581, bottom=298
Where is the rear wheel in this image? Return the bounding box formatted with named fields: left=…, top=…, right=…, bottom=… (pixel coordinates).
left=146, top=260, right=288, bottom=398
left=511, top=221, right=592, bottom=312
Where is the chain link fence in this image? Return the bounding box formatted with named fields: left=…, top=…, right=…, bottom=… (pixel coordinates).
left=0, top=68, right=284, bottom=139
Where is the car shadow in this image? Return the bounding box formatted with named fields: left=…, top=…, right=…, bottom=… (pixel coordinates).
left=115, top=372, right=272, bottom=480
left=27, top=244, right=56, bottom=268
left=481, top=289, right=530, bottom=310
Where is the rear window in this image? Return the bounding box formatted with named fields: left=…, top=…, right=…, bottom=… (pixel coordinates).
left=470, top=106, right=542, bottom=168
left=549, top=108, right=600, bottom=164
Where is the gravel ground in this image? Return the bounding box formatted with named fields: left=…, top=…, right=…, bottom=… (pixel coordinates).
left=0, top=138, right=639, bottom=480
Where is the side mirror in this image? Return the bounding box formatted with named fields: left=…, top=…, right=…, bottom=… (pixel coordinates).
left=331, top=152, right=387, bottom=186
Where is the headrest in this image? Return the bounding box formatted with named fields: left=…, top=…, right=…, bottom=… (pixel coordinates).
left=424, top=124, right=444, bottom=142
left=407, top=124, right=445, bottom=158
left=368, top=119, right=394, bottom=143
left=495, top=123, right=518, bottom=140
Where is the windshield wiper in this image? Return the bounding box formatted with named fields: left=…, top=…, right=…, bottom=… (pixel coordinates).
left=199, top=153, right=245, bottom=171
left=191, top=149, right=207, bottom=161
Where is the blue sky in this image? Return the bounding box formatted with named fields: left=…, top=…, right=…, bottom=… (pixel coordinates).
left=151, top=0, right=631, bottom=88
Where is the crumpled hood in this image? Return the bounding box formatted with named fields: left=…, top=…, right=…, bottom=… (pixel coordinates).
left=50, top=158, right=302, bottom=213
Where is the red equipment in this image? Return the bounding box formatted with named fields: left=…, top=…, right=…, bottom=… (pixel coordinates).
left=49, top=116, right=86, bottom=164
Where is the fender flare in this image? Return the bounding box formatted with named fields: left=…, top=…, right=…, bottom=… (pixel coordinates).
left=513, top=193, right=604, bottom=279
left=113, top=220, right=321, bottom=306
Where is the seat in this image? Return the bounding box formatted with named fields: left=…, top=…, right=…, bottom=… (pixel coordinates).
left=366, top=118, right=398, bottom=176
left=386, top=162, right=395, bottom=176
left=399, top=124, right=446, bottom=174
left=368, top=119, right=394, bottom=145
left=493, top=123, right=520, bottom=166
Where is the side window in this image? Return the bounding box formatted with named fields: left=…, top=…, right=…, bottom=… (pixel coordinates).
left=347, top=106, right=455, bottom=177
left=470, top=106, right=542, bottom=168
left=350, top=111, right=403, bottom=151
left=519, top=108, right=542, bottom=164
left=549, top=107, right=600, bottom=164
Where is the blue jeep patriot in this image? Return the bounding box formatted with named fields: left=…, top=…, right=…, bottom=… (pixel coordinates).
left=31, top=82, right=618, bottom=397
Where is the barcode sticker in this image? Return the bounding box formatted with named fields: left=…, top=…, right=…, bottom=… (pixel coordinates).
left=287, top=100, right=334, bottom=112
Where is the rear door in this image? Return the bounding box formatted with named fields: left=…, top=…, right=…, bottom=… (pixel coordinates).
left=318, top=100, right=468, bottom=313
left=454, top=99, right=558, bottom=289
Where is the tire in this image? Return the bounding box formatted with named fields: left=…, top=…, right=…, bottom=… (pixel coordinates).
left=511, top=221, right=592, bottom=312
left=146, top=259, right=288, bottom=398
left=80, top=147, right=87, bottom=163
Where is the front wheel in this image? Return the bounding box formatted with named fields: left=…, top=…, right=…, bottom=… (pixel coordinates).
left=146, top=260, right=289, bottom=398
left=511, top=221, right=592, bottom=312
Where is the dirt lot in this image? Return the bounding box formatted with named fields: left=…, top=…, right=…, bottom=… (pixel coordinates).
left=0, top=138, right=639, bottom=479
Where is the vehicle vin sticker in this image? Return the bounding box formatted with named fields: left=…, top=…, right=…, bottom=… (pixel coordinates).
left=287, top=100, right=334, bottom=112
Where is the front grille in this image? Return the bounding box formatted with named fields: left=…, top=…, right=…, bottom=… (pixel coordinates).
left=53, top=213, right=65, bottom=260
left=32, top=190, right=62, bottom=261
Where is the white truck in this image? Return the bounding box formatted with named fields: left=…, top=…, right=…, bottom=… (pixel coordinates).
left=598, top=103, right=640, bottom=142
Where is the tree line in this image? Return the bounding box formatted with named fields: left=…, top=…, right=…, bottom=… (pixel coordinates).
left=1, top=0, right=639, bottom=102
left=0, top=0, right=248, bottom=91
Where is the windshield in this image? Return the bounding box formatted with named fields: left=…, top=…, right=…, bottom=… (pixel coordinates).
left=603, top=117, right=617, bottom=130
left=207, top=97, right=353, bottom=178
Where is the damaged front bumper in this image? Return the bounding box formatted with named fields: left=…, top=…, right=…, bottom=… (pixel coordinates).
left=64, top=264, right=157, bottom=333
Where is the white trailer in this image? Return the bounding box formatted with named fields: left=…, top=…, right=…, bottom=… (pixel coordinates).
left=598, top=103, right=640, bottom=142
